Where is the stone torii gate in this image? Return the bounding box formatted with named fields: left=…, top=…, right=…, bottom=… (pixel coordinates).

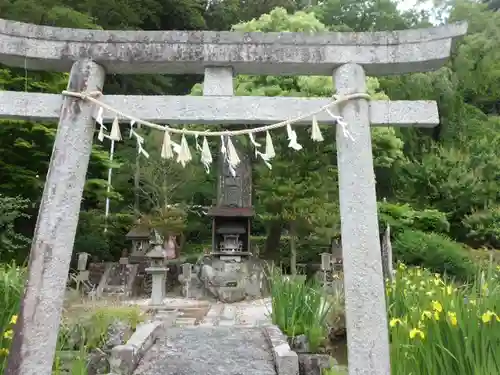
left=0, top=18, right=466, bottom=375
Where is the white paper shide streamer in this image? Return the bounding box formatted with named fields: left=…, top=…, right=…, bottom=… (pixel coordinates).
left=219, top=135, right=240, bottom=177
left=87, top=91, right=359, bottom=173
left=226, top=136, right=240, bottom=170
left=194, top=133, right=211, bottom=171
left=310, top=115, right=324, bottom=142
left=96, top=107, right=106, bottom=142
left=249, top=132, right=272, bottom=170
left=161, top=130, right=174, bottom=159
left=135, top=133, right=149, bottom=158
left=200, top=136, right=213, bottom=173
left=265, top=131, right=275, bottom=159
left=177, top=133, right=192, bottom=167
left=326, top=108, right=354, bottom=141
left=109, top=117, right=122, bottom=141
left=127, top=120, right=149, bottom=158
left=286, top=122, right=302, bottom=151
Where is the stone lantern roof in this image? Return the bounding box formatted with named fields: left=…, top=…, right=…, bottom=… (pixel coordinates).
left=146, top=246, right=165, bottom=260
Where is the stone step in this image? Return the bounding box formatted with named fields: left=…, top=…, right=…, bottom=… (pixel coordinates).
left=102, top=288, right=125, bottom=293
left=102, top=292, right=126, bottom=296
left=175, top=317, right=197, bottom=327
left=217, top=319, right=236, bottom=326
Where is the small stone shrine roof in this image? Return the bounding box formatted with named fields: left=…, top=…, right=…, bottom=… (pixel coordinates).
left=207, top=207, right=254, bottom=217
left=126, top=225, right=150, bottom=239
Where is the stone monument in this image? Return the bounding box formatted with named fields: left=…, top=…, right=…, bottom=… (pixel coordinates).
left=0, top=18, right=467, bottom=375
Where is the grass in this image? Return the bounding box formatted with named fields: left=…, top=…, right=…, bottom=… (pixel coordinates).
left=0, top=263, right=145, bottom=374
left=322, top=369, right=347, bottom=375
left=267, top=265, right=332, bottom=352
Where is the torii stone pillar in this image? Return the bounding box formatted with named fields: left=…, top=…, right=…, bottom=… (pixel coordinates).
left=0, top=18, right=467, bottom=375
left=334, top=63, right=390, bottom=373
left=4, top=59, right=105, bottom=375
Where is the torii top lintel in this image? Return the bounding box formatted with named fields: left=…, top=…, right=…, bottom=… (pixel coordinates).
left=0, top=18, right=467, bottom=76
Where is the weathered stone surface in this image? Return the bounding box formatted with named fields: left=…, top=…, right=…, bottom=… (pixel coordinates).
left=133, top=327, right=276, bottom=375
left=202, top=66, right=253, bottom=209
left=334, top=63, right=391, bottom=374
left=263, top=325, right=299, bottom=375
left=0, top=91, right=440, bottom=127
left=105, top=320, right=133, bottom=350
left=297, top=354, right=338, bottom=375
left=197, top=255, right=264, bottom=302
left=87, top=349, right=110, bottom=375
left=0, top=18, right=466, bottom=75
left=220, top=305, right=237, bottom=321
left=217, top=138, right=253, bottom=207
left=175, top=317, right=197, bottom=327
left=110, top=321, right=165, bottom=375
left=3, top=59, right=106, bottom=375
left=289, top=335, right=309, bottom=353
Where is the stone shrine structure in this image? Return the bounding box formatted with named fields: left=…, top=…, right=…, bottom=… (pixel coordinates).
left=126, top=225, right=151, bottom=263
left=193, top=114, right=264, bottom=302
left=0, top=18, right=467, bottom=375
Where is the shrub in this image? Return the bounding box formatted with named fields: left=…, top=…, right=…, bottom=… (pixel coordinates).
left=463, top=207, right=500, bottom=248
left=393, top=229, right=475, bottom=279
left=387, top=264, right=500, bottom=375
left=378, top=201, right=450, bottom=234
left=0, top=194, right=31, bottom=261
left=251, top=236, right=331, bottom=267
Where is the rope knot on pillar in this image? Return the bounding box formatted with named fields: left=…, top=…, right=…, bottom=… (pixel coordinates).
left=62, top=90, right=102, bottom=101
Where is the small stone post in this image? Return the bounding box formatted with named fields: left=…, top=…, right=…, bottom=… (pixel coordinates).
left=76, top=252, right=90, bottom=291
left=181, top=263, right=192, bottom=298
left=334, top=63, right=391, bottom=375
left=119, top=254, right=130, bottom=297
left=381, top=224, right=394, bottom=282
left=320, top=252, right=332, bottom=290
left=145, top=246, right=168, bottom=306
left=5, top=59, right=106, bottom=375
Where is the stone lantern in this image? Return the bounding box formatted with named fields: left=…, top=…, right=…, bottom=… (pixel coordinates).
left=145, top=244, right=168, bottom=306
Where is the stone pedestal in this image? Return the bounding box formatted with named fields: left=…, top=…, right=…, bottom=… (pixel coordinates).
left=145, top=267, right=168, bottom=306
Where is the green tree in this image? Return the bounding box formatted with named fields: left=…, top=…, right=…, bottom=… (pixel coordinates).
left=229, top=8, right=405, bottom=271
left=313, top=0, right=431, bottom=32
